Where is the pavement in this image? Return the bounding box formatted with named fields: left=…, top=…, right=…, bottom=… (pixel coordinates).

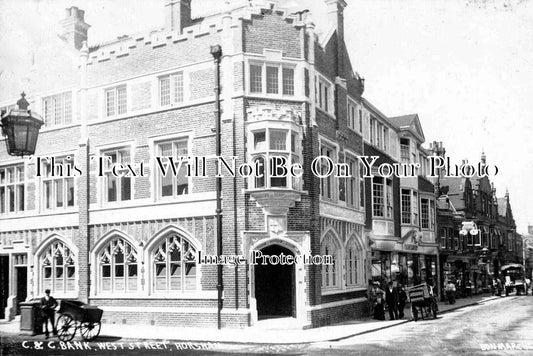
left=0, top=293, right=504, bottom=345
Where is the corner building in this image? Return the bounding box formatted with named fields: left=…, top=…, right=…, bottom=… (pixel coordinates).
left=0, top=0, right=371, bottom=328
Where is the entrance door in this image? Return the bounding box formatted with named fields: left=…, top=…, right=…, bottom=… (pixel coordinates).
left=254, top=245, right=295, bottom=319
left=0, top=256, right=8, bottom=319
left=16, top=267, right=27, bottom=315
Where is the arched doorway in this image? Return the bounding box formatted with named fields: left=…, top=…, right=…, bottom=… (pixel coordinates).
left=254, top=244, right=295, bottom=319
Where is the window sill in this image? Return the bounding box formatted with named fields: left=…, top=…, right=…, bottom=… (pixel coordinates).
left=40, top=123, right=81, bottom=133
left=315, top=106, right=335, bottom=120
left=90, top=291, right=217, bottom=300
left=321, top=288, right=344, bottom=296
left=245, top=93, right=305, bottom=102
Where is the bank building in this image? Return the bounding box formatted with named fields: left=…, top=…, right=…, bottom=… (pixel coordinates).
left=0, top=0, right=417, bottom=328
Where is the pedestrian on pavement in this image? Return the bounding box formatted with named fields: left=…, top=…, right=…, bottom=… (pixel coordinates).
left=445, top=280, right=456, bottom=304
left=40, top=289, right=58, bottom=339
left=466, top=280, right=473, bottom=298
left=385, top=281, right=399, bottom=320
left=370, top=282, right=385, bottom=320
left=397, top=283, right=407, bottom=318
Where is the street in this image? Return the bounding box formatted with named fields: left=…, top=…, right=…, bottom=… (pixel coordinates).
left=1, top=296, right=532, bottom=356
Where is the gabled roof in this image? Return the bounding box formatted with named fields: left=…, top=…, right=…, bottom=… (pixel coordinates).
left=361, top=98, right=398, bottom=131
left=439, top=177, right=469, bottom=211
left=389, top=113, right=425, bottom=143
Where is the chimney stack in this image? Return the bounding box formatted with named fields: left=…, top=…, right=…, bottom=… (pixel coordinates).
left=164, top=0, right=192, bottom=33
left=325, top=0, right=347, bottom=75
left=60, top=6, right=90, bottom=50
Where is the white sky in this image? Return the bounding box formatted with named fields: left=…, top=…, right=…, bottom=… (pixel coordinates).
left=1, top=0, right=532, bottom=233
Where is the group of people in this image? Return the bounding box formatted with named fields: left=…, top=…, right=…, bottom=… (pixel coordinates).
left=369, top=281, right=407, bottom=321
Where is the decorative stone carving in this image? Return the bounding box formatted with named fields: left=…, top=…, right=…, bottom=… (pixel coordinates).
left=250, top=190, right=301, bottom=216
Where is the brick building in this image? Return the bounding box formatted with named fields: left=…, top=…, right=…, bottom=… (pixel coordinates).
left=362, top=109, right=438, bottom=291
left=0, top=0, right=374, bottom=328
left=435, top=152, right=523, bottom=297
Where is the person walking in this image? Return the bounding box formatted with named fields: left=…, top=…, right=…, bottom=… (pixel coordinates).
left=385, top=281, right=399, bottom=320
left=445, top=280, right=456, bottom=304
left=40, top=289, right=58, bottom=338
left=369, top=282, right=385, bottom=320
left=397, top=283, right=407, bottom=318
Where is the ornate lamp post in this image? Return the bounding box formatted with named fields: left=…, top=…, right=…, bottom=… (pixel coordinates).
left=1, top=93, right=44, bottom=157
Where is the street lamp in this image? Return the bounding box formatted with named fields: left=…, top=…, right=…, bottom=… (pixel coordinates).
left=459, top=221, right=479, bottom=237
left=1, top=93, right=44, bottom=157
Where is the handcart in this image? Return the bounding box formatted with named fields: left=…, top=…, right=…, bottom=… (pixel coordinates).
left=55, top=300, right=103, bottom=341
left=406, top=283, right=438, bottom=321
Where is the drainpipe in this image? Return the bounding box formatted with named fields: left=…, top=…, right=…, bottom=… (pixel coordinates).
left=211, top=44, right=223, bottom=330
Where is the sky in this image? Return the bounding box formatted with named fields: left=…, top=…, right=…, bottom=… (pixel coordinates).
left=0, top=0, right=532, bottom=233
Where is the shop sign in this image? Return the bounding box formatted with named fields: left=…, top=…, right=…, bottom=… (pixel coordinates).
left=404, top=243, right=418, bottom=251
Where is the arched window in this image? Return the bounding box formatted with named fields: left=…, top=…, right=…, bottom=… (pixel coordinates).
left=346, top=237, right=361, bottom=287
left=98, top=238, right=138, bottom=293
left=152, top=234, right=197, bottom=293
left=40, top=240, right=76, bottom=294
left=321, top=232, right=340, bottom=289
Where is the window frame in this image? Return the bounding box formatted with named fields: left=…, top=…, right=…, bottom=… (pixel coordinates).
left=42, top=91, right=73, bottom=127
left=249, top=128, right=301, bottom=190
left=39, top=240, right=76, bottom=295
left=159, top=71, right=184, bottom=107
left=315, top=74, right=334, bottom=115
left=321, top=233, right=341, bottom=291
left=248, top=61, right=296, bottom=98
left=105, top=85, right=127, bottom=118
left=320, top=143, right=336, bottom=201
left=100, top=147, right=133, bottom=204
left=155, top=138, right=191, bottom=200
left=40, top=156, right=76, bottom=211
left=97, top=237, right=138, bottom=294
left=0, top=165, right=25, bottom=215
left=150, top=234, right=199, bottom=294
left=372, top=177, right=393, bottom=219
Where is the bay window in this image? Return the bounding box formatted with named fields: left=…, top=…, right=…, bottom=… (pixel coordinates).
left=249, top=128, right=301, bottom=190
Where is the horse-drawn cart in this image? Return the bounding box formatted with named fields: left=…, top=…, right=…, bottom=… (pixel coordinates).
left=406, top=283, right=438, bottom=321
left=55, top=300, right=103, bottom=341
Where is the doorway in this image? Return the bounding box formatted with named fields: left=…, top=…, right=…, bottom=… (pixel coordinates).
left=254, top=244, right=295, bottom=319
left=0, top=256, right=8, bottom=319
left=15, top=267, right=27, bottom=315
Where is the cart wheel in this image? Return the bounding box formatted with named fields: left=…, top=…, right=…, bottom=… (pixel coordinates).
left=56, top=314, right=76, bottom=342
left=411, top=306, right=418, bottom=321
left=80, top=321, right=101, bottom=341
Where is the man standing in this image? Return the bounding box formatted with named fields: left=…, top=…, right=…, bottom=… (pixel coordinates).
left=385, top=281, right=399, bottom=320
left=40, top=289, right=58, bottom=338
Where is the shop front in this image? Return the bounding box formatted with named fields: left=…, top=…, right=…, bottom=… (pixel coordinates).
left=371, top=237, right=439, bottom=292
